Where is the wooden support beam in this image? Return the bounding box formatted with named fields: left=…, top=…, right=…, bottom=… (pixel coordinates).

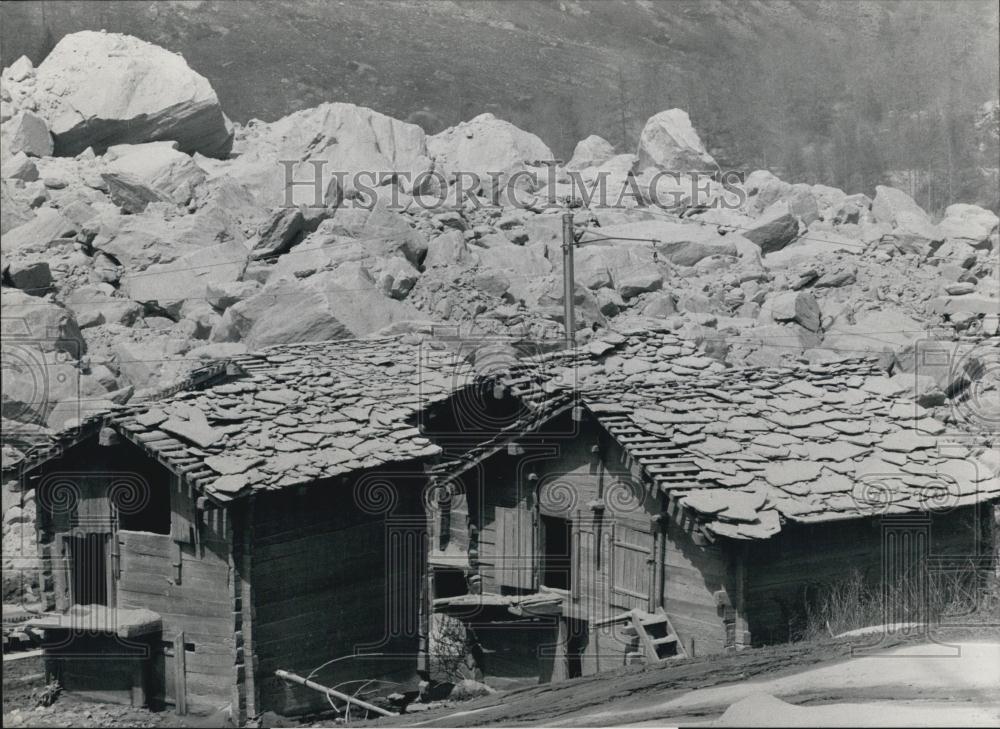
left=274, top=670, right=397, bottom=717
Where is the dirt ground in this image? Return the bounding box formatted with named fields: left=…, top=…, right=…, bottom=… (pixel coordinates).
left=1, top=652, right=219, bottom=729
left=374, top=625, right=1000, bottom=728
left=4, top=626, right=999, bottom=728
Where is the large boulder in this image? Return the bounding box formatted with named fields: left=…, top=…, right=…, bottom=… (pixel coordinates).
left=476, top=243, right=552, bottom=301
left=636, top=109, right=717, bottom=173
left=2, top=111, right=53, bottom=157
left=0, top=181, right=35, bottom=235
left=215, top=102, right=429, bottom=207
left=121, top=239, right=249, bottom=317
left=249, top=208, right=305, bottom=260
left=424, top=230, right=473, bottom=269
left=4, top=260, right=52, bottom=294
left=1, top=288, right=85, bottom=356
left=871, top=185, right=940, bottom=253
left=618, top=270, right=663, bottom=299
left=935, top=203, right=998, bottom=248
left=743, top=206, right=800, bottom=255
left=760, top=291, right=821, bottom=333
left=1, top=207, right=76, bottom=254
left=427, top=113, right=553, bottom=190
left=590, top=219, right=743, bottom=267
left=2, top=346, right=82, bottom=428
left=63, top=284, right=142, bottom=327
left=103, top=142, right=207, bottom=205
left=213, top=264, right=423, bottom=348
left=822, top=308, right=926, bottom=360
left=113, top=337, right=193, bottom=392
left=93, top=201, right=245, bottom=271
left=566, top=135, right=615, bottom=170
left=743, top=170, right=790, bottom=216
left=327, top=202, right=428, bottom=266
left=31, top=31, right=232, bottom=157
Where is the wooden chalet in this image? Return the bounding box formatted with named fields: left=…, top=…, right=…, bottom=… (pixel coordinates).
left=15, top=336, right=557, bottom=720
left=426, top=323, right=1000, bottom=687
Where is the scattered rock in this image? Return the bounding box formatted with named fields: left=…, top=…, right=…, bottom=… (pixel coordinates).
left=4, top=260, right=52, bottom=294
left=104, top=141, right=207, bottom=205
left=250, top=207, right=304, bottom=260
left=761, top=291, right=822, bottom=332
left=744, top=211, right=799, bottom=254
left=3, top=111, right=53, bottom=157
left=618, top=270, right=663, bottom=299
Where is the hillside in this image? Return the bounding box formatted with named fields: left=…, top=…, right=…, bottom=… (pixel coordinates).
left=1, top=0, right=997, bottom=212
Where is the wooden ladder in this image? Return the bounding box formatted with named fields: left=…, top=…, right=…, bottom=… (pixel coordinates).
left=625, top=609, right=685, bottom=663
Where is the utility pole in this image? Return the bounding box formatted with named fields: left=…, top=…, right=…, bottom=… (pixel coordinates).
left=561, top=210, right=576, bottom=345
left=561, top=211, right=665, bottom=346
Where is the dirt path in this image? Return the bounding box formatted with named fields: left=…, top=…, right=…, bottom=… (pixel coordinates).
left=377, top=628, right=1000, bottom=727
left=554, top=641, right=1000, bottom=726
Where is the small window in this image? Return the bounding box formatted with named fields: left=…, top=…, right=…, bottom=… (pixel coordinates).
left=114, top=479, right=170, bottom=534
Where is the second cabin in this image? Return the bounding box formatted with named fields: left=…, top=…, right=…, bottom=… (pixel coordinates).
left=428, top=349, right=999, bottom=687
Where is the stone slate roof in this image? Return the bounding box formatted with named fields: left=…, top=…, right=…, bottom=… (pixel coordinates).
left=107, top=337, right=508, bottom=501
left=576, top=326, right=1000, bottom=539
left=16, top=321, right=1000, bottom=536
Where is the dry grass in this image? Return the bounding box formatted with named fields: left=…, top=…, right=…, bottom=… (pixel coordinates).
left=801, top=561, right=999, bottom=641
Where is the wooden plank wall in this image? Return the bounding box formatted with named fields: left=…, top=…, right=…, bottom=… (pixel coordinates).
left=662, top=512, right=731, bottom=657
left=32, top=438, right=236, bottom=715
left=117, top=513, right=234, bottom=714
left=743, top=506, right=987, bottom=645
left=248, top=472, right=425, bottom=716
left=444, top=416, right=669, bottom=677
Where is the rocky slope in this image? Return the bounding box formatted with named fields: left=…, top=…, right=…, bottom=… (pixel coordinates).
left=1, top=31, right=998, bottom=599
left=2, top=1, right=998, bottom=214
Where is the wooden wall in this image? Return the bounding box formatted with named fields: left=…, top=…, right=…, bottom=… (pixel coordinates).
left=33, top=438, right=236, bottom=715
left=117, top=518, right=233, bottom=713
left=246, top=465, right=426, bottom=717
left=662, top=502, right=737, bottom=657
left=743, top=505, right=989, bottom=645
left=432, top=412, right=737, bottom=683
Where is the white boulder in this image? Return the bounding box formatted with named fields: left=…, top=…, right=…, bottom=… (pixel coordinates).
left=427, top=113, right=553, bottom=190
left=566, top=135, right=616, bottom=170
left=216, top=102, right=430, bottom=207
left=636, top=109, right=717, bottom=173
left=33, top=31, right=233, bottom=157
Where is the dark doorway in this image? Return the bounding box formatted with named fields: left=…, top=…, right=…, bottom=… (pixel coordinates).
left=541, top=515, right=572, bottom=590
left=70, top=534, right=108, bottom=606
left=433, top=567, right=468, bottom=599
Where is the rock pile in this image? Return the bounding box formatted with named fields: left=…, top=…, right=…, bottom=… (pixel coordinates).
left=1, top=31, right=998, bottom=559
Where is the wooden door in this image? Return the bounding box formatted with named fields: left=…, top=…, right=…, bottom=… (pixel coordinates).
left=610, top=521, right=654, bottom=610
left=495, top=506, right=536, bottom=590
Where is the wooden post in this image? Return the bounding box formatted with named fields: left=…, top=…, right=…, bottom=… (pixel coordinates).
left=174, top=631, right=187, bottom=715
left=561, top=210, right=576, bottom=344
